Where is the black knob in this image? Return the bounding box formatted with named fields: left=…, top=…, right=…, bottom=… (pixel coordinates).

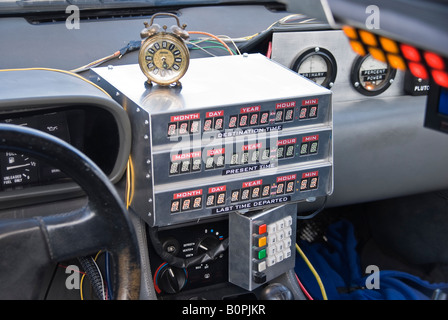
left=157, top=265, right=187, bottom=294
left=196, top=236, right=221, bottom=254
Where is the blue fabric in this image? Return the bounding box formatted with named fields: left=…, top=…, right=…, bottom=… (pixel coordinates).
left=294, top=220, right=448, bottom=300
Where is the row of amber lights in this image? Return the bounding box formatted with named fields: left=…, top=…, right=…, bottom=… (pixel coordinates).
left=342, top=25, right=448, bottom=88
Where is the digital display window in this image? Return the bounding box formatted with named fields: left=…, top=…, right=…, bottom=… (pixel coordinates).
left=167, top=123, right=177, bottom=136
left=239, top=114, right=248, bottom=127
left=206, top=194, right=215, bottom=207
left=214, top=117, right=224, bottom=130
left=285, top=108, right=294, bottom=121
left=171, top=200, right=180, bottom=213
left=260, top=112, right=269, bottom=124
left=276, top=182, right=285, bottom=194
left=286, top=181, right=295, bottom=193
left=262, top=185, right=270, bottom=197
left=170, top=162, right=180, bottom=175
left=286, top=145, right=295, bottom=157
left=231, top=190, right=240, bottom=202
left=251, top=186, right=260, bottom=199
left=309, top=141, right=318, bottom=154
left=229, top=115, right=238, bottom=128
left=192, top=158, right=201, bottom=171
left=216, top=192, right=226, bottom=205
left=193, top=196, right=202, bottom=209
left=181, top=160, right=190, bottom=173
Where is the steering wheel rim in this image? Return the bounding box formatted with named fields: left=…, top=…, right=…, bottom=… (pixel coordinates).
left=0, top=123, right=140, bottom=299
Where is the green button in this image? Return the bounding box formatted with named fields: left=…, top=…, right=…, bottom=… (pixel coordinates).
left=258, top=249, right=267, bottom=260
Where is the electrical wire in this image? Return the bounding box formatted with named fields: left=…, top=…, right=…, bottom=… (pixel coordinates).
left=295, top=243, right=328, bottom=300
left=297, top=196, right=328, bottom=220
left=79, top=251, right=107, bottom=300
left=188, top=31, right=235, bottom=55
left=295, top=273, right=314, bottom=300
left=125, top=156, right=135, bottom=209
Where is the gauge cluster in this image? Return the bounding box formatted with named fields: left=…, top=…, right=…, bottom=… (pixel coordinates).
left=0, top=112, right=70, bottom=189
left=271, top=30, right=405, bottom=102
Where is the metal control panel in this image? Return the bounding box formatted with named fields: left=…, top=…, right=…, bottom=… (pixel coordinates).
left=229, top=204, right=297, bottom=291
left=92, top=54, right=333, bottom=227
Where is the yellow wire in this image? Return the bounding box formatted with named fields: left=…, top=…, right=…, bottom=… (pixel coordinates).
left=295, top=243, right=328, bottom=300
left=80, top=250, right=103, bottom=300
left=125, top=156, right=135, bottom=209
left=0, top=67, right=111, bottom=98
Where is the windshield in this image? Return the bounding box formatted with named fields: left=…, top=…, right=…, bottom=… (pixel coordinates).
left=0, top=0, right=275, bottom=14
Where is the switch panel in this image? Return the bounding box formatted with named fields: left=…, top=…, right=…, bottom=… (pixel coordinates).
left=228, top=203, right=297, bottom=291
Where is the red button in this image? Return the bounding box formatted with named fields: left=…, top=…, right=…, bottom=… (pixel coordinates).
left=258, top=224, right=267, bottom=235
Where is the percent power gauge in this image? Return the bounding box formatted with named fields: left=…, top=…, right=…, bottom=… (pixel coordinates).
left=291, top=47, right=337, bottom=89
left=351, top=54, right=397, bottom=96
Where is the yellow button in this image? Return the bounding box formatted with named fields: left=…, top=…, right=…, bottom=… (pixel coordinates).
left=258, top=236, right=267, bottom=247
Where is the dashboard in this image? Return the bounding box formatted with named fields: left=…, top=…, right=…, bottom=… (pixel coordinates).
left=1, top=1, right=448, bottom=301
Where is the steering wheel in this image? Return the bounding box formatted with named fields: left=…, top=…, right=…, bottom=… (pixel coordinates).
left=0, top=124, right=141, bottom=299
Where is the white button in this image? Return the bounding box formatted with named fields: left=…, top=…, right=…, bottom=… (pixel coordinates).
left=276, top=220, right=285, bottom=230
left=267, top=246, right=276, bottom=256
left=276, top=242, right=284, bottom=252
left=257, top=261, right=267, bottom=272
left=285, top=227, right=292, bottom=238
left=276, top=252, right=284, bottom=263
left=268, top=234, right=276, bottom=245
left=267, top=256, right=276, bottom=267
left=284, top=249, right=291, bottom=259
left=284, top=216, right=293, bottom=227
left=277, top=230, right=285, bottom=241
left=267, top=223, right=277, bottom=234
left=284, top=238, right=292, bottom=248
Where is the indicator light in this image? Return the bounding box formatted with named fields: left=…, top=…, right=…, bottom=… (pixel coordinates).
left=349, top=40, right=366, bottom=56
left=368, top=47, right=386, bottom=63
left=342, top=25, right=358, bottom=40
left=359, top=30, right=377, bottom=47
left=400, top=44, right=421, bottom=62
left=424, top=52, right=445, bottom=70
left=387, top=54, right=407, bottom=70
left=432, top=70, right=448, bottom=88
left=380, top=37, right=399, bottom=54
left=409, top=62, right=428, bottom=79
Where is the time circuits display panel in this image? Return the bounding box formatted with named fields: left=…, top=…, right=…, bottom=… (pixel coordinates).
left=92, top=54, right=333, bottom=226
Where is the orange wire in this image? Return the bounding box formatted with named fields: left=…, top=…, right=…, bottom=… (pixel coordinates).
left=188, top=31, right=235, bottom=55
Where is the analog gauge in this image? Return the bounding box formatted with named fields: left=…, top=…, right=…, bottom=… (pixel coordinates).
left=351, top=54, right=397, bottom=96
left=0, top=152, right=38, bottom=188
left=291, top=47, right=337, bottom=89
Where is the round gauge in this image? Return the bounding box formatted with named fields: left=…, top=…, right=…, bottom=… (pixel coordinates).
left=291, top=47, right=337, bottom=88
left=138, top=33, right=190, bottom=86
left=350, top=54, right=397, bottom=96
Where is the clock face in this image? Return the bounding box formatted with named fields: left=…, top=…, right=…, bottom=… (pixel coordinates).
left=138, top=33, right=190, bottom=86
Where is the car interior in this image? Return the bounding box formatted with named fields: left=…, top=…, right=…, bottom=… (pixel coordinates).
left=1, top=0, right=448, bottom=304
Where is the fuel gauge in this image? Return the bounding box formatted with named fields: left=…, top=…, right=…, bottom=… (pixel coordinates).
left=0, top=152, right=39, bottom=188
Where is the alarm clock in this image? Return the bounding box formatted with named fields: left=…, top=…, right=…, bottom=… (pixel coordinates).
left=138, top=13, right=190, bottom=86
